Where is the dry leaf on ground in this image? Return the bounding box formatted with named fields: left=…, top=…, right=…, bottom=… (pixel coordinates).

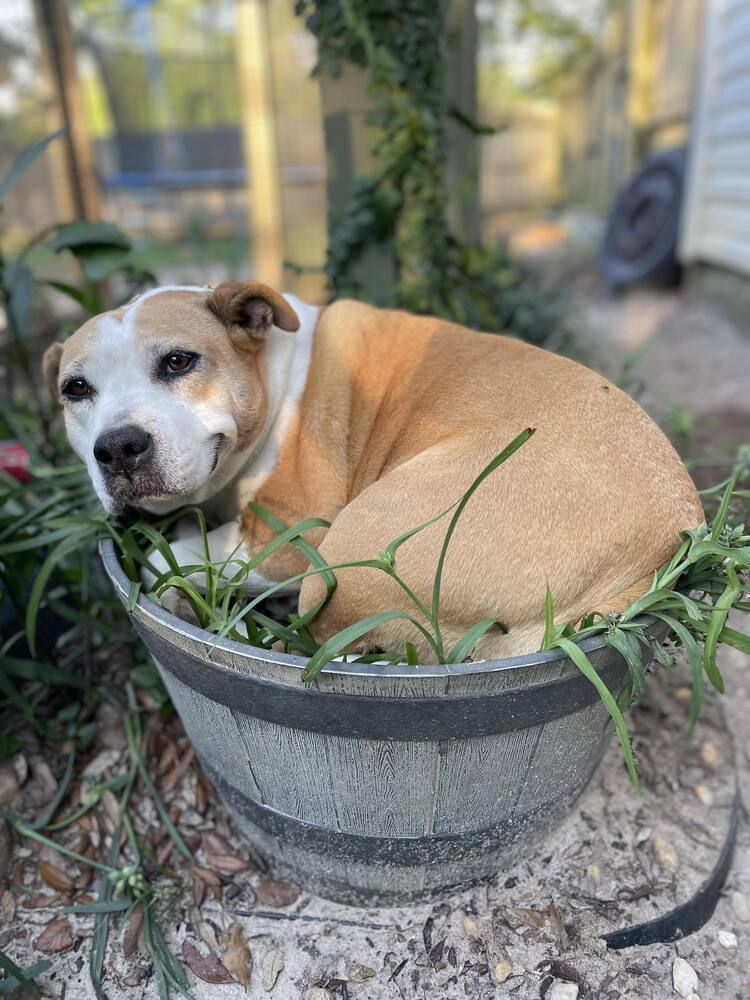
left=123, top=901, right=144, bottom=958
left=182, top=941, right=234, bottom=984
left=257, top=878, right=301, bottom=908
left=219, top=922, right=253, bottom=989
left=35, top=916, right=74, bottom=954
left=206, top=853, right=252, bottom=876
left=38, top=860, right=75, bottom=893
left=262, top=947, right=284, bottom=991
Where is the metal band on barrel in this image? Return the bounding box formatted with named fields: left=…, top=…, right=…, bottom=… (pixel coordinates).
left=135, top=622, right=624, bottom=741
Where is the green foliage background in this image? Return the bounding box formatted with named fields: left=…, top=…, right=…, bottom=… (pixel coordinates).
left=296, top=0, right=570, bottom=349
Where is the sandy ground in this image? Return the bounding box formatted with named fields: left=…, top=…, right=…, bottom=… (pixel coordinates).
left=2, top=281, right=749, bottom=1000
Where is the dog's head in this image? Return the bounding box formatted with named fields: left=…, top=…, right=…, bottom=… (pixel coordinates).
left=42, top=283, right=299, bottom=514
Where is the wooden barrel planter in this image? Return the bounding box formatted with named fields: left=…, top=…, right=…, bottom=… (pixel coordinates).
left=101, top=539, right=659, bottom=906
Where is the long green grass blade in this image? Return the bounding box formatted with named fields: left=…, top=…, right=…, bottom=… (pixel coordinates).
left=710, top=471, right=738, bottom=541
left=447, top=618, right=505, bottom=663
left=302, top=611, right=432, bottom=682
left=554, top=636, right=639, bottom=790
left=606, top=627, right=647, bottom=698
left=0, top=952, right=50, bottom=995
left=431, top=428, right=534, bottom=653
left=702, top=563, right=740, bottom=693
left=650, top=613, right=705, bottom=733
left=541, top=583, right=555, bottom=650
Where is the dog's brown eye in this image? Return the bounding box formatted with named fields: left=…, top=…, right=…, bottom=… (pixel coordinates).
left=62, top=377, right=92, bottom=400
left=164, top=351, right=196, bottom=374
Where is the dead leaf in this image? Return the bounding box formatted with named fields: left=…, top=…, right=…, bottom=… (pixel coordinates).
left=11, top=753, right=28, bottom=786
left=498, top=902, right=569, bottom=949
left=99, top=789, right=121, bottom=832
left=158, top=743, right=177, bottom=776
left=206, top=853, right=252, bottom=876
left=182, top=941, right=233, bottom=984
left=23, top=893, right=64, bottom=910
left=544, top=902, right=569, bottom=951
left=219, top=922, right=252, bottom=989
left=195, top=918, right=221, bottom=954
left=157, top=840, right=173, bottom=868
left=1, top=888, right=16, bottom=923
left=0, top=766, right=20, bottom=806
left=192, top=865, right=222, bottom=904
left=35, top=916, right=74, bottom=954
left=162, top=748, right=195, bottom=794
left=195, top=775, right=208, bottom=814
left=193, top=865, right=222, bottom=889
left=257, top=878, right=301, bottom=908
left=96, top=702, right=127, bottom=750
left=82, top=749, right=122, bottom=779
left=123, top=901, right=144, bottom=958
left=498, top=905, right=547, bottom=931
left=261, top=947, right=284, bottom=992
left=201, top=831, right=231, bottom=855
left=192, top=869, right=206, bottom=908
left=28, top=760, right=58, bottom=806
left=123, top=967, right=148, bottom=987
left=38, top=860, right=75, bottom=893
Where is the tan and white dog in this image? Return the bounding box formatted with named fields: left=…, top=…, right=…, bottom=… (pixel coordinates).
left=43, top=282, right=703, bottom=659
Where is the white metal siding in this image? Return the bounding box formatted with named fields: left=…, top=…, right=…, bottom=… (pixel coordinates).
left=681, top=0, right=750, bottom=275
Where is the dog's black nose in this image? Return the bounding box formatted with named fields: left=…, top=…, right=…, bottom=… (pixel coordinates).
left=94, top=426, right=153, bottom=474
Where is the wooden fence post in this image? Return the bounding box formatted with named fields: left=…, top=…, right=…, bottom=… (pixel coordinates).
left=236, top=0, right=285, bottom=287
left=32, top=0, right=101, bottom=221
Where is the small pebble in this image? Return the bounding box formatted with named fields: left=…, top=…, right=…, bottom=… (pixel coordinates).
left=674, top=686, right=692, bottom=702
left=672, top=957, right=699, bottom=998
left=546, top=983, right=578, bottom=1000
left=718, top=930, right=738, bottom=949
left=462, top=914, right=479, bottom=936
left=730, top=891, right=750, bottom=922
left=700, top=741, right=719, bottom=767
left=494, top=959, right=512, bottom=984
left=652, top=835, right=680, bottom=872
left=586, top=863, right=602, bottom=888
left=693, top=784, right=713, bottom=806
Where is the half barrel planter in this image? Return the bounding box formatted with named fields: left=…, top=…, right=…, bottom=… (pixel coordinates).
left=101, top=539, right=656, bottom=905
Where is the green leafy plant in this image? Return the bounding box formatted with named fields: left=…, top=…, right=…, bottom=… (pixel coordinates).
left=0, top=707, right=192, bottom=999
left=295, top=0, right=571, bottom=350
left=1, top=133, right=193, bottom=998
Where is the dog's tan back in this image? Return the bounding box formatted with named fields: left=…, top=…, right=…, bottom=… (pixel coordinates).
left=246, top=299, right=703, bottom=658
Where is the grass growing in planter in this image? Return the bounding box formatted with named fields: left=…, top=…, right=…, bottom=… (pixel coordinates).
left=83, top=431, right=749, bottom=792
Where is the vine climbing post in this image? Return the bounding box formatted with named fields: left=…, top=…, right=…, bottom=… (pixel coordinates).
left=295, top=0, right=571, bottom=349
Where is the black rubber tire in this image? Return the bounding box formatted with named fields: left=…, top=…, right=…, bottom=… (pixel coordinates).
left=600, top=147, right=687, bottom=290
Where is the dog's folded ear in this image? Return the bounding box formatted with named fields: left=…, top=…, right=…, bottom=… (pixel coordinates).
left=42, top=342, right=63, bottom=401
left=206, top=282, right=300, bottom=340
